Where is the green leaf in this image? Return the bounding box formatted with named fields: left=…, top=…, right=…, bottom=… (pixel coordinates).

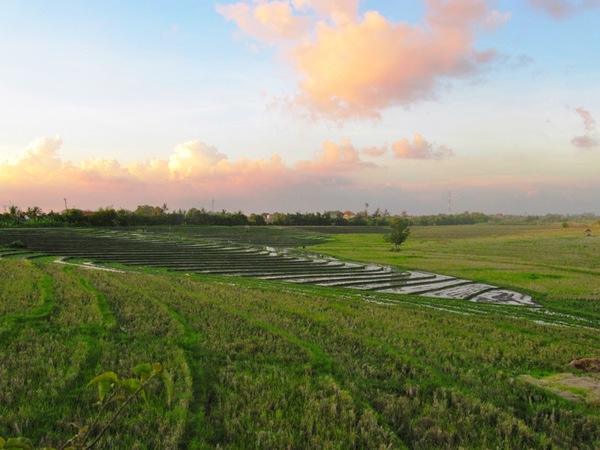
left=134, top=363, right=152, bottom=380
left=87, top=371, right=118, bottom=387
left=119, top=378, right=141, bottom=395
left=0, top=436, right=5, bottom=448
left=3, top=437, right=34, bottom=449
left=97, top=380, right=113, bottom=403
left=88, top=371, right=119, bottom=402
left=152, top=362, right=163, bottom=375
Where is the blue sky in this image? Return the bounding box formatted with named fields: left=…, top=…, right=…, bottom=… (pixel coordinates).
left=1, top=0, right=599, bottom=214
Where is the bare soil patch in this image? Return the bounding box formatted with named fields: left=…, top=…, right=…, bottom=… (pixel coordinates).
left=520, top=359, right=600, bottom=405
left=569, top=357, right=600, bottom=372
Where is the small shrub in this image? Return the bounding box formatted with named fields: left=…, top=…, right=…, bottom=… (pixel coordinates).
left=8, top=240, right=27, bottom=249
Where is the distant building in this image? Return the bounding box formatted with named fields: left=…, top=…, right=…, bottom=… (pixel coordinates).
left=343, top=211, right=356, bottom=220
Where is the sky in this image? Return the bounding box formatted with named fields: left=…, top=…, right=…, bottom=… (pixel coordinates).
left=1, top=0, right=599, bottom=215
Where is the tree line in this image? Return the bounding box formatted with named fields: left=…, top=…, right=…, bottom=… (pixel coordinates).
left=0, top=205, right=390, bottom=227
left=1, top=204, right=598, bottom=228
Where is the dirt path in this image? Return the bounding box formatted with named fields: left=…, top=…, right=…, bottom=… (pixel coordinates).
left=54, top=258, right=126, bottom=273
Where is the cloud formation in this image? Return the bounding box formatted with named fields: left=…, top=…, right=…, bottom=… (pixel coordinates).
left=529, top=0, right=600, bottom=19
left=572, top=107, right=599, bottom=149
left=392, top=134, right=454, bottom=160
left=4, top=136, right=64, bottom=177
left=0, top=136, right=386, bottom=211
left=296, top=139, right=374, bottom=172
left=168, top=141, right=228, bottom=179
left=218, top=0, right=504, bottom=120
left=3, top=135, right=600, bottom=215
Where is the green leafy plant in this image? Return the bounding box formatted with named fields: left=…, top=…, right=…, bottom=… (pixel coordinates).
left=0, top=363, right=172, bottom=450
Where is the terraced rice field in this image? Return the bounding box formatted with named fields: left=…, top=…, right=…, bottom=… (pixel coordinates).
left=0, top=228, right=532, bottom=306
left=1, top=226, right=599, bottom=448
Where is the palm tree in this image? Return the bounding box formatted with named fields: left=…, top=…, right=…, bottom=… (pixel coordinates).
left=8, top=205, right=22, bottom=219
left=25, top=206, right=42, bottom=219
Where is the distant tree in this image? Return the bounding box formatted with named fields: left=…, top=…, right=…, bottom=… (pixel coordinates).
left=8, top=205, right=22, bottom=220
left=384, top=212, right=411, bottom=251
left=46, top=210, right=65, bottom=225
left=349, top=214, right=367, bottom=226
left=62, top=208, right=89, bottom=226
left=249, top=213, right=266, bottom=225
left=185, top=208, right=210, bottom=225
left=135, top=205, right=166, bottom=217
left=229, top=211, right=248, bottom=226
left=269, top=212, right=286, bottom=225
left=25, top=206, right=43, bottom=219
left=115, top=208, right=134, bottom=226
left=90, top=208, right=119, bottom=226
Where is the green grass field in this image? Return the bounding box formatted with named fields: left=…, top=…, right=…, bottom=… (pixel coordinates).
left=1, top=223, right=599, bottom=448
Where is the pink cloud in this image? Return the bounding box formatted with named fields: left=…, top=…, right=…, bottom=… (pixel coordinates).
left=529, top=0, right=600, bottom=19
left=575, top=107, right=596, bottom=131
left=392, top=134, right=454, bottom=160
left=218, top=0, right=505, bottom=121
left=571, top=107, right=599, bottom=149
left=571, top=135, right=599, bottom=149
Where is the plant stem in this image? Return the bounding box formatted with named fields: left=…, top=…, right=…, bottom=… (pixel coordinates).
left=83, top=374, right=157, bottom=450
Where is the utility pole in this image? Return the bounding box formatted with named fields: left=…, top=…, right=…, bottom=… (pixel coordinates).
left=64, top=198, right=68, bottom=211
left=448, top=190, right=452, bottom=214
